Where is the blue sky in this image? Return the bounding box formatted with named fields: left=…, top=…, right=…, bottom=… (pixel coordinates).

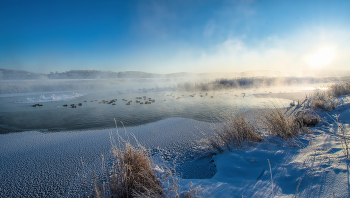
left=1, top=0, right=350, bottom=74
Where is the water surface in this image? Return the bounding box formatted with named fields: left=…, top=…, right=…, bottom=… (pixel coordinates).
left=0, top=80, right=320, bottom=133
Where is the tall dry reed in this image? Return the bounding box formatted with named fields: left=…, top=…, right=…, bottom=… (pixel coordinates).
left=206, top=114, right=262, bottom=152
left=262, top=108, right=301, bottom=140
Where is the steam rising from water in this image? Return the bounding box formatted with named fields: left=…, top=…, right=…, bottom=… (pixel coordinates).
left=0, top=76, right=347, bottom=94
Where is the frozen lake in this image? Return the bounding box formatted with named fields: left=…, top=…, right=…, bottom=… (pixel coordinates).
left=0, top=79, right=321, bottom=133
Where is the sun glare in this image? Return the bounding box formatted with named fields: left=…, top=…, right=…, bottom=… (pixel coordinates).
left=306, top=47, right=335, bottom=68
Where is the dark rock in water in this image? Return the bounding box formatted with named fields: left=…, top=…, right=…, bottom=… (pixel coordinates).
left=31, top=104, right=43, bottom=107
left=63, top=104, right=67, bottom=107
left=78, top=103, right=82, bottom=106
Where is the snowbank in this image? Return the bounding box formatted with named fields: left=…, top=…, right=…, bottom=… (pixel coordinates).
left=179, top=94, right=350, bottom=198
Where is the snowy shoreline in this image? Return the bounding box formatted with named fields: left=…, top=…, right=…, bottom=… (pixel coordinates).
left=178, top=94, right=350, bottom=198
left=1, top=94, right=350, bottom=197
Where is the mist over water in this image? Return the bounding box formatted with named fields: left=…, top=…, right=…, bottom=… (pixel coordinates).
left=0, top=77, right=343, bottom=133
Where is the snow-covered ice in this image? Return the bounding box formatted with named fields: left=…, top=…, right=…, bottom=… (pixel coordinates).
left=14, top=92, right=83, bottom=103
left=0, top=118, right=214, bottom=197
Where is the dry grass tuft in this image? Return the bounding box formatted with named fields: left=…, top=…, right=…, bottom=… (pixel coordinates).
left=93, top=142, right=163, bottom=198
left=207, top=114, right=262, bottom=152
left=262, top=108, right=302, bottom=140
left=204, top=107, right=316, bottom=151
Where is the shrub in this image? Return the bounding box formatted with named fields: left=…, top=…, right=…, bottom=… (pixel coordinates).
left=93, top=142, right=163, bottom=198
left=262, top=108, right=302, bottom=140
left=307, top=81, right=350, bottom=110
left=307, top=91, right=336, bottom=111
left=328, top=82, right=350, bottom=97
left=206, top=114, right=262, bottom=152
left=294, top=110, right=319, bottom=128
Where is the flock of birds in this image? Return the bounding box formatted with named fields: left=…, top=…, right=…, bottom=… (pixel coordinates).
left=30, top=91, right=260, bottom=108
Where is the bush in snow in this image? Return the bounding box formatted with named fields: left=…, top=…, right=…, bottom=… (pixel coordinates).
left=206, top=114, right=262, bottom=153
left=262, top=108, right=313, bottom=141
left=307, top=81, right=350, bottom=111
left=92, top=142, right=163, bottom=198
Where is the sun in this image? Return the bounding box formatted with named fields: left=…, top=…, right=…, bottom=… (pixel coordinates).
left=306, top=47, right=335, bottom=68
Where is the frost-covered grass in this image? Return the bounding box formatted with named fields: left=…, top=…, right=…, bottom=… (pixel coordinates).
left=205, top=107, right=315, bottom=153
left=306, top=81, right=350, bottom=111
left=92, top=142, right=164, bottom=198
left=328, top=81, right=350, bottom=97
left=90, top=141, right=202, bottom=198
left=205, top=114, right=262, bottom=153
left=262, top=108, right=306, bottom=140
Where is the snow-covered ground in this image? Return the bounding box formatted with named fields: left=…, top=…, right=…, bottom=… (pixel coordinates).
left=0, top=94, right=350, bottom=197
left=0, top=118, right=214, bottom=197
left=177, top=94, right=350, bottom=198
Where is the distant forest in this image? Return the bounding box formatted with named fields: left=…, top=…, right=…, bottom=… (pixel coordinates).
left=0, top=69, right=175, bottom=80
left=1, top=68, right=350, bottom=80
